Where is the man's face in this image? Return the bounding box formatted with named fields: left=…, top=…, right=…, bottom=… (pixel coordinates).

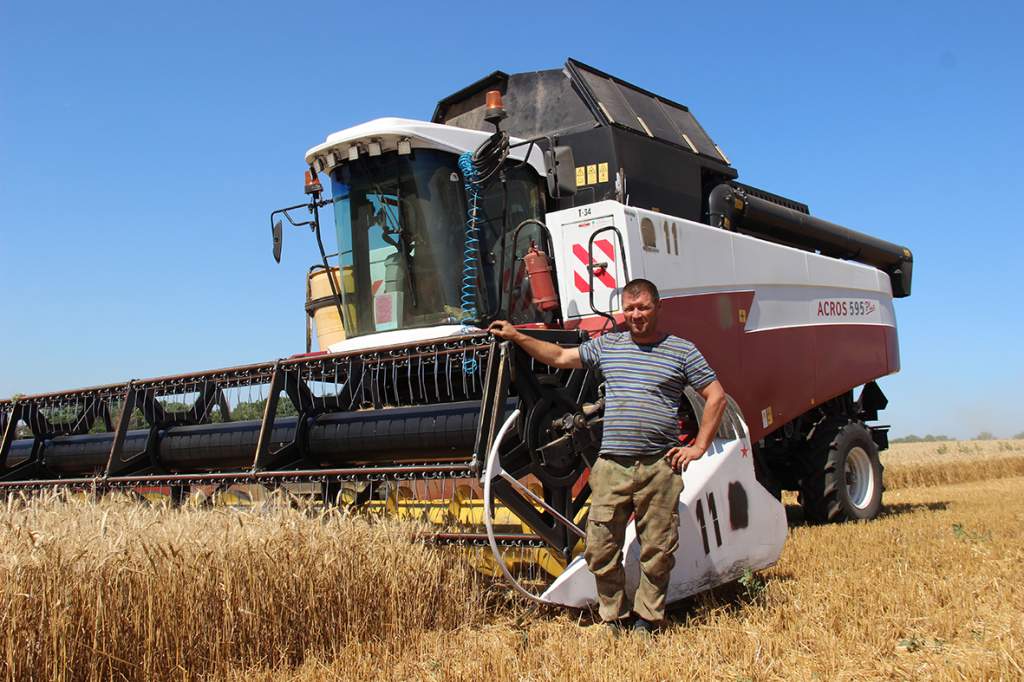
left=622, top=289, right=660, bottom=338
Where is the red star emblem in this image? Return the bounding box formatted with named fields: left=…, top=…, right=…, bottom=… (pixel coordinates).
left=740, top=446, right=749, bottom=458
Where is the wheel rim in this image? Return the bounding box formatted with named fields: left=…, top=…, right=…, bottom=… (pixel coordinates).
left=845, top=446, right=875, bottom=510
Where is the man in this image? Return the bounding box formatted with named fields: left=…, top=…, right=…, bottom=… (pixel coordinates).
left=488, top=278, right=726, bottom=633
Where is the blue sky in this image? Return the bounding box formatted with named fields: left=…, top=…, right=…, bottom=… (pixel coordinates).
left=1, top=1, right=1021, bottom=438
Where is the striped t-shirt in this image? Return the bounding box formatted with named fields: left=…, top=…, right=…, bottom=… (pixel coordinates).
left=579, top=332, right=717, bottom=458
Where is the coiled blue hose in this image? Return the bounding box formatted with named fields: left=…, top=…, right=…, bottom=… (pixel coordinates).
left=458, top=151, right=481, bottom=374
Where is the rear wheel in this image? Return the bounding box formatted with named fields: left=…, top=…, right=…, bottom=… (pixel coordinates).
left=800, top=419, right=883, bottom=523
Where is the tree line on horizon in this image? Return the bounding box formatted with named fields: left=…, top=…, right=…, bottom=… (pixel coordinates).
left=891, top=431, right=1024, bottom=443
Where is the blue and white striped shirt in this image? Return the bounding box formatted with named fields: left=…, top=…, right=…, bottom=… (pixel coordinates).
left=579, top=332, right=717, bottom=458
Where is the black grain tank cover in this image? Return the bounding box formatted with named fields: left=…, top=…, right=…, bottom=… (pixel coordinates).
left=433, top=59, right=738, bottom=222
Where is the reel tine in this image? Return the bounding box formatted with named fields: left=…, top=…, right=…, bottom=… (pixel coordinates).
left=384, top=355, right=393, bottom=407
left=338, top=357, right=344, bottom=403
left=187, top=379, right=196, bottom=423
left=344, top=359, right=355, bottom=411
left=369, top=358, right=379, bottom=408
left=476, top=346, right=484, bottom=394
left=358, top=362, right=367, bottom=407
left=433, top=347, right=440, bottom=402
left=443, top=349, right=451, bottom=400
left=390, top=354, right=398, bottom=407
left=406, top=355, right=413, bottom=406
left=417, top=353, right=425, bottom=402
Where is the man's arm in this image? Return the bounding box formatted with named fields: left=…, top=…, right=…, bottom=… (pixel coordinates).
left=666, top=379, right=727, bottom=473
left=487, top=320, right=584, bottom=369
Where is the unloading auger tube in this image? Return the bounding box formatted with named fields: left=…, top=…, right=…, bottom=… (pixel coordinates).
left=708, top=183, right=913, bottom=297
left=0, top=331, right=603, bottom=558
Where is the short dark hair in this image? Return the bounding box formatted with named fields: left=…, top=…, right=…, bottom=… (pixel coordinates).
left=622, top=278, right=660, bottom=302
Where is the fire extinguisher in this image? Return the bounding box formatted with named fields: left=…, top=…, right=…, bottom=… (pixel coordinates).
left=523, top=241, right=559, bottom=312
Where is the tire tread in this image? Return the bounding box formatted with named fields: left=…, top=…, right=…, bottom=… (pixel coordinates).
left=800, top=418, right=882, bottom=523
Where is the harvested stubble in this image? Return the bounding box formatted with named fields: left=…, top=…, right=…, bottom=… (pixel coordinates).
left=2, top=453, right=1023, bottom=681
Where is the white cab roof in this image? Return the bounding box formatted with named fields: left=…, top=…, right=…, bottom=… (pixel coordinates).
left=305, top=117, right=547, bottom=176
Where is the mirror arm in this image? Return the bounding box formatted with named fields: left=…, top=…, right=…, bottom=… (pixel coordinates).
left=270, top=197, right=335, bottom=232
left=268, top=194, right=343, bottom=340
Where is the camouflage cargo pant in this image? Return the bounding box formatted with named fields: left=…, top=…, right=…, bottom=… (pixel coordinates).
left=584, top=453, right=685, bottom=623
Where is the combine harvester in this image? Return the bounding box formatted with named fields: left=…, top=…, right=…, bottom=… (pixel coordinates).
left=0, top=60, right=911, bottom=607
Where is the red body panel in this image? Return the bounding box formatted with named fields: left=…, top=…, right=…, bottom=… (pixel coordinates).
left=566, top=291, right=899, bottom=442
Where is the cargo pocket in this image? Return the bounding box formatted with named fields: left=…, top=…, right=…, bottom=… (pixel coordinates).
left=587, top=504, right=615, bottom=524
left=584, top=504, right=623, bottom=571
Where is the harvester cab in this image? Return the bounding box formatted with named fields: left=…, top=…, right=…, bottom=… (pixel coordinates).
left=274, top=108, right=570, bottom=353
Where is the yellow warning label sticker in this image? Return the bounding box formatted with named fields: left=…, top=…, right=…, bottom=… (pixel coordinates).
left=598, top=162, right=609, bottom=183
left=576, top=166, right=586, bottom=186
left=586, top=164, right=597, bottom=185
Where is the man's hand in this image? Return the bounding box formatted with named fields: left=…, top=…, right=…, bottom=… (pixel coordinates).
left=488, top=320, right=520, bottom=342
left=666, top=445, right=704, bottom=473
left=487, top=320, right=584, bottom=369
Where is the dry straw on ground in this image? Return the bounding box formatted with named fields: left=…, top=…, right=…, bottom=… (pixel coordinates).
left=2, top=442, right=1022, bottom=681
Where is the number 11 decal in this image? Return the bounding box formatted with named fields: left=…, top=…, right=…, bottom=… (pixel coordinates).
left=694, top=492, right=723, bottom=555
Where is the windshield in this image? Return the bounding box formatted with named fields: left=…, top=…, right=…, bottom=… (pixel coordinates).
left=329, top=149, right=549, bottom=338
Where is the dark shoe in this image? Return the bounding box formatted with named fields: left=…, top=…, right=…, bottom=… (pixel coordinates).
left=632, top=617, right=660, bottom=635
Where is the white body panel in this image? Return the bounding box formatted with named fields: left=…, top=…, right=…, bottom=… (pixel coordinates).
left=544, top=201, right=896, bottom=332
left=540, top=433, right=787, bottom=608
left=547, top=202, right=637, bottom=318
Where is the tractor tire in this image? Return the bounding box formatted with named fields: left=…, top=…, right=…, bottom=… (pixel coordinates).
left=800, top=419, right=883, bottom=523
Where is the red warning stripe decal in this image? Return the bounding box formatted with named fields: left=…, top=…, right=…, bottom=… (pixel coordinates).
left=572, top=242, right=616, bottom=292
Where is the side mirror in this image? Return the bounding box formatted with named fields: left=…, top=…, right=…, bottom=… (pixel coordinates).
left=272, top=220, right=283, bottom=263
left=544, top=145, right=577, bottom=198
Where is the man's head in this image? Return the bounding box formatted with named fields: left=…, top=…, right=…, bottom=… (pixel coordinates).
left=621, top=279, right=661, bottom=342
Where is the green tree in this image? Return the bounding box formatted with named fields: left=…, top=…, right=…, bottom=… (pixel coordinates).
left=891, top=434, right=952, bottom=444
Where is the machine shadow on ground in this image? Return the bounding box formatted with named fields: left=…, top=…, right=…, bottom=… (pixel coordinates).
left=877, top=500, right=950, bottom=518
left=783, top=500, right=949, bottom=525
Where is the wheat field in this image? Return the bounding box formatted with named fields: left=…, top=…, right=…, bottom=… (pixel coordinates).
left=2, top=441, right=1022, bottom=681
left=882, top=438, right=1024, bottom=490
